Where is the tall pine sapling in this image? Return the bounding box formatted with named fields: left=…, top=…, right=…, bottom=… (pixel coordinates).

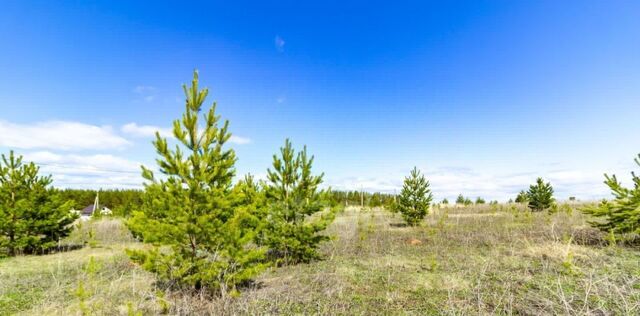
left=262, top=139, right=335, bottom=265
left=456, top=194, right=465, bottom=205
left=127, top=71, right=266, bottom=294
left=582, top=153, right=640, bottom=235
left=0, top=151, right=76, bottom=256
left=396, top=167, right=433, bottom=226
left=527, top=178, right=554, bottom=212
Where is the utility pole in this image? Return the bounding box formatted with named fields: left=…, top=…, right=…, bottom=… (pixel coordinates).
left=93, top=192, right=100, bottom=217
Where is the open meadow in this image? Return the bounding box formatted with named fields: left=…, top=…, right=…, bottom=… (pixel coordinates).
left=2, top=204, right=638, bottom=315
left=3, top=2, right=640, bottom=315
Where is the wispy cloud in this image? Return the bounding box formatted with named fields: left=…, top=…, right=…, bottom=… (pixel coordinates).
left=276, top=96, right=286, bottom=104
left=121, top=123, right=173, bottom=138
left=133, top=85, right=157, bottom=103
left=325, top=176, right=401, bottom=193
left=121, top=123, right=251, bottom=145
left=22, top=151, right=145, bottom=189
left=0, top=120, right=130, bottom=151
left=326, top=166, right=616, bottom=202
left=274, top=35, right=285, bottom=52
left=229, top=135, right=252, bottom=145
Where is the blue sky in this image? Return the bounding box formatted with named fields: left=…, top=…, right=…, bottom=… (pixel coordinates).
left=1, top=0, right=639, bottom=201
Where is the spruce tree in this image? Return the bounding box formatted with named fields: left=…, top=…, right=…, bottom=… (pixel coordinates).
left=527, top=178, right=554, bottom=212
left=127, top=71, right=266, bottom=294
left=396, top=167, right=433, bottom=226
left=261, top=139, right=335, bottom=265
left=456, top=194, right=465, bottom=205
left=582, top=154, right=640, bottom=234
left=0, top=151, right=76, bottom=256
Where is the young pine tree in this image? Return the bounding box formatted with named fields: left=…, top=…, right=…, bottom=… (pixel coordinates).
left=527, top=178, right=555, bottom=212
left=127, top=71, right=266, bottom=294
left=396, top=167, right=433, bottom=226
left=369, top=193, right=383, bottom=207
left=232, top=174, right=267, bottom=232
left=0, top=151, right=76, bottom=256
left=582, top=153, right=640, bottom=235
left=475, top=197, right=486, bottom=204
left=262, top=139, right=335, bottom=265
left=455, top=194, right=465, bottom=205
left=515, top=190, right=528, bottom=203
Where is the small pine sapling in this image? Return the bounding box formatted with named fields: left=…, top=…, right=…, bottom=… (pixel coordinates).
left=582, top=153, right=640, bottom=236
left=515, top=190, right=528, bottom=203
left=396, top=167, right=433, bottom=226
left=261, top=139, right=335, bottom=265
left=527, top=178, right=555, bottom=212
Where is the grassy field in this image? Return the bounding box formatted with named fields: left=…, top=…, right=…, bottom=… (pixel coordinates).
left=1, top=205, right=639, bottom=315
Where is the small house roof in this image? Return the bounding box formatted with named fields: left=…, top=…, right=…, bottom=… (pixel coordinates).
left=79, top=202, right=110, bottom=216
left=81, top=205, right=96, bottom=216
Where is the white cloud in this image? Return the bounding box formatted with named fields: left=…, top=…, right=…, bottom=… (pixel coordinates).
left=325, top=176, right=400, bottom=193
left=133, top=86, right=156, bottom=94
left=325, top=166, right=617, bottom=202
left=274, top=35, right=285, bottom=52
left=133, top=85, right=157, bottom=103
left=121, top=123, right=173, bottom=138
left=121, top=123, right=251, bottom=145
left=22, top=151, right=146, bottom=189
left=0, top=120, right=131, bottom=151
left=229, top=135, right=251, bottom=145
left=276, top=96, right=286, bottom=104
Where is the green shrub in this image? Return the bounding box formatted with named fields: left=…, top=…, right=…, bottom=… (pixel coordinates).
left=127, top=71, right=266, bottom=294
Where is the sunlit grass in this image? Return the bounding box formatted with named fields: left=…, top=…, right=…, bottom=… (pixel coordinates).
left=1, top=205, right=639, bottom=315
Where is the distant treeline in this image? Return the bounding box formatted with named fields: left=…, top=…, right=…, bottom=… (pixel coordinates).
left=59, top=189, right=143, bottom=217
left=328, top=190, right=396, bottom=208
left=59, top=189, right=395, bottom=217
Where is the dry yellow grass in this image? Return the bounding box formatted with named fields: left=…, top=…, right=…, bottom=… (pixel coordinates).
left=1, top=205, right=639, bottom=315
